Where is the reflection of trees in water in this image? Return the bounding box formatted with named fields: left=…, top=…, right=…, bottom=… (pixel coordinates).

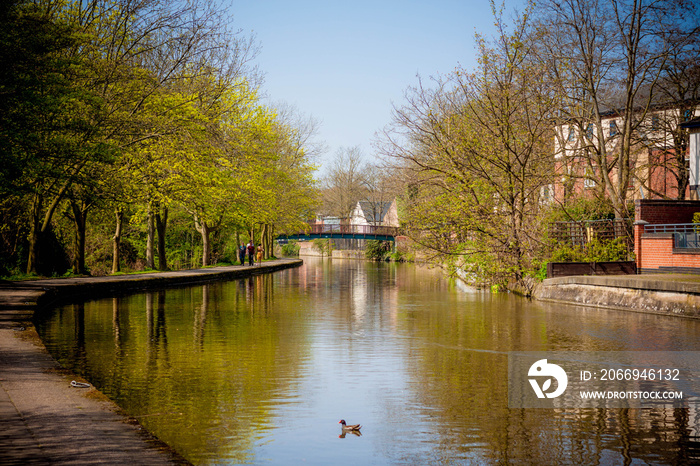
left=36, top=262, right=700, bottom=464
left=41, top=277, right=310, bottom=465
left=392, top=294, right=699, bottom=464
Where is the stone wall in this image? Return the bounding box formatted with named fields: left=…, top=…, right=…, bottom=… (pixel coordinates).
left=535, top=277, right=700, bottom=319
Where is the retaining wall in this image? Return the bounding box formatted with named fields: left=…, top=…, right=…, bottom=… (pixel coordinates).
left=535, top=275, right=700, bottom=319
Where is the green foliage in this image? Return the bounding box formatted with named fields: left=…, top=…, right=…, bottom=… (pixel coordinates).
left=585, top=237, right=629, bottom=262
left=544, top=198, right=617, bottom=223
left=549, top=243, right=586, bottom=262
left=0, top=1, right=319, bottom=276
left=365, top=240, right=391, bottom=261
left=280, top=241, right=300, bottom=256
left=312, top=239, right=332, bottom=256
left=543, top=237, right=630, bottom=276
left=389, top=250, right=410, bottom=262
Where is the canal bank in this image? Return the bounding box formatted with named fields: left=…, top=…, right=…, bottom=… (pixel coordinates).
left=0, top=259, right=302, bottom=465
left=535, top=273, right=700, bottom=319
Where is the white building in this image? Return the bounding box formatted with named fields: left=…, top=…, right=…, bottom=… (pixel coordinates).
left=350, top=200, right=399, bottom=227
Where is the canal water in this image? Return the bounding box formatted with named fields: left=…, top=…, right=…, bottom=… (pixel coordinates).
left=36, top=258, right=700, bottom=465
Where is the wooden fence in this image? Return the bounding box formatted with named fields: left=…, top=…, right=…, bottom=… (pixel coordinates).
left=547, top=261, right=637, bottom=278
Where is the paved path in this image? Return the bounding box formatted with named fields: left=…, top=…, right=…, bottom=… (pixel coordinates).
left=0, top=260, right=302, bottom=465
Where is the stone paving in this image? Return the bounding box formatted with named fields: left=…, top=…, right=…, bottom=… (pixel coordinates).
left=0, top=260, right=302, bottom=465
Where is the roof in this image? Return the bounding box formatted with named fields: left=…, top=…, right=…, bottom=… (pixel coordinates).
left=357, top=201, right=393, bottom=223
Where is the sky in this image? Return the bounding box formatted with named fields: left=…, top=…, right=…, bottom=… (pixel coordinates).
left=228, top=1, right=513, bottom=172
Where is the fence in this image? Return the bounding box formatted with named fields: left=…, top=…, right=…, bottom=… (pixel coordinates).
left=547, top=261, right=637, bottom=278
left=643, top=223, right=700, bottom=249
left=552, top=219, right=631, bottom=248
left=308, top=223, right=400, bottom=237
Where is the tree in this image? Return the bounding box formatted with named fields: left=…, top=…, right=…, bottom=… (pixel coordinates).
left=380, top=2, right=555, bottom=290
left=0, top=0, right=112, bottom=275
left=258, top=108, right=321, bottom=257
left=321, top=146, right=369, bottom=219
left=542, top=0, right=697, bottom=217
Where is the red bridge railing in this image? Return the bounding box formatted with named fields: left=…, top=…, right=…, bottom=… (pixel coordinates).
left=306, top=223, right=399, bottom=237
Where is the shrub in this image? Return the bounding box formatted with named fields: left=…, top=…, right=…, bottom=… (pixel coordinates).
left=365, top=240, right=391, bottom=261
left=585, top=237, right=629, bottom=262
left=281, top=241, right=300, bottom=256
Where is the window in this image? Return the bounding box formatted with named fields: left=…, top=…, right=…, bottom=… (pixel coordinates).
left=651, top=115, right=659, bottom=131
left=584, top=167, right=597, bottom=188
left=609, top=120, right=618, bottom=137
left=567, top=127, right=576, bottom=142
left=684, top=109, right=694, bottom=121
left=540, top=185, right=552, bottom=203
left=585, top=124, right=593, bottom=139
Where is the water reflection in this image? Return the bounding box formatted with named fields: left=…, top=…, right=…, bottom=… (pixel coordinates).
left=36, top=258, right=700, bottom=465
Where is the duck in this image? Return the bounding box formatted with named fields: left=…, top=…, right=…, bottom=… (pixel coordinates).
left=338, top=419, right=362, bottom=431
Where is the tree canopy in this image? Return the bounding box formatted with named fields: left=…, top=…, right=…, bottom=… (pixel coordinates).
left=0, top=0, right=318, bottom=277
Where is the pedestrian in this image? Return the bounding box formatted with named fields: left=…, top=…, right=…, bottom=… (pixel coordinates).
left=247, top=241, right=255, bottom=266
left=238, top=244, right=246, bottom=265
left=256, top=244, right=264, bottom=266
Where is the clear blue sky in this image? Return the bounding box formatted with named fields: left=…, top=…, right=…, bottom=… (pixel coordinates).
left=228, top=1, right=515, bottom=171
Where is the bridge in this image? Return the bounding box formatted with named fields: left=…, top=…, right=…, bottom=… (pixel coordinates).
left=279, top=224, right=400, bottom=242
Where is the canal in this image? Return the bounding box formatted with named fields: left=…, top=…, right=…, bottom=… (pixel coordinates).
left=36, top=258, right=700, bottom=464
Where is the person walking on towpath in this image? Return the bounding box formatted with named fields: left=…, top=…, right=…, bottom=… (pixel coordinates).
left=256, top=244, right=264, bottom=266
left=238, top=244, right=246, bottom=265
left=247, top=241, right=255, bottom=266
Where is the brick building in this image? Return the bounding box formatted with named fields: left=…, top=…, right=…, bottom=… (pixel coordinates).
left=551, top=104, right=697, bottom=203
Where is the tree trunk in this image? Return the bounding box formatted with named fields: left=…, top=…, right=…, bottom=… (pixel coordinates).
left=70, top=200, right=89, bottom=275
left=155, top=206, right=168, bottom=271
left=264, top=224, right=274, bottom=259
left=112, top=208, right=123, bottom=274
left=259, top=224, right=268, bottom=259
left=146, top=204, right=155, bottom=269
left=27, top=188, right=66, bottom=275
left=27, top=195, right=43, bottom=274
left=194, top=215, right=211, bottom=267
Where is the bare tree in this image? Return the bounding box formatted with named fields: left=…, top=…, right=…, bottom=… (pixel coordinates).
left=542, top=0, right=697, bottom=218
left=362, top=166, right=400, bottom=226
left=321, top=146, right=369, bottom=219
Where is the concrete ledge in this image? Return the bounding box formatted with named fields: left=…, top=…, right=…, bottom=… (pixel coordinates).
left=542, top=274, right=700, bottom=295
left=536, top=274, right=700, bottom=318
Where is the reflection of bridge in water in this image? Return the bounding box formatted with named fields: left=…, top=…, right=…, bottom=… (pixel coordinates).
left=279, top=224, right=400, bottom=242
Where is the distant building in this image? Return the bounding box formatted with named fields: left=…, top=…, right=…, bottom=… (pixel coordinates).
left=350, top=200, right=399, bottom=227
left=550, top=102, right=698, bottom=203
left=682, top=117, right=700, bottom=199
left=315, top=215, right=342, bottom=225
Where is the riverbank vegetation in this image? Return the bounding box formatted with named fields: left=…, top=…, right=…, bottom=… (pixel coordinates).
left=378, top=0, right=699, bottom=293
left=0, top=0, right=318, bottom=278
